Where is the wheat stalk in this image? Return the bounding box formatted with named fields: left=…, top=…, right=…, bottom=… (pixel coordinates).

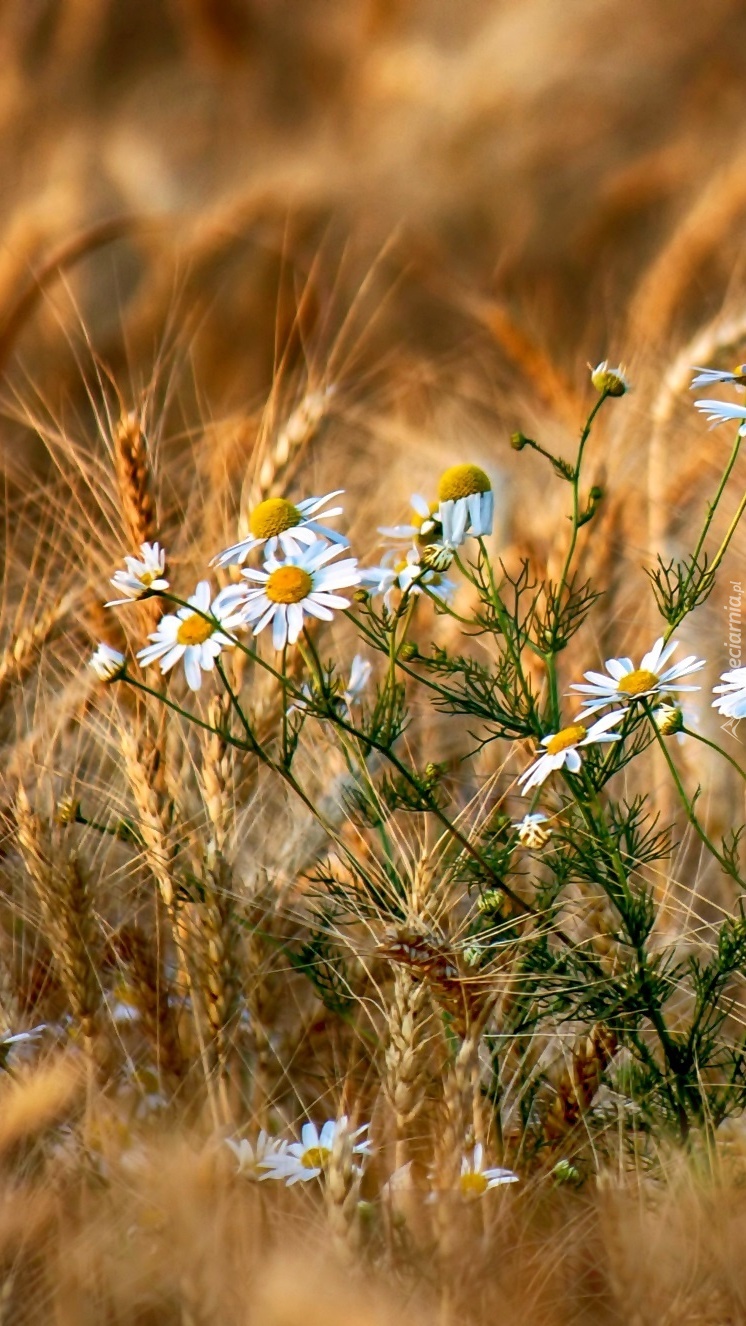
left=237, top=386, right=334, bottom=537
left=325, top=1117, right=363, bottom=1264
left=542, top=1023, right=619, bottom=1146
left=113, top=923, right=184, bottom=1086
left=385, top=967, right=433, bottom=1169
left=15, top=787, right=101, bottom=1060
left=0, top=588, right=78, bottom=711
left=113, top=407, right=157, bottom=552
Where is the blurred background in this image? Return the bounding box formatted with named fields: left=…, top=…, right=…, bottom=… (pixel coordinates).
left=2, top=0, right=746, bottom=419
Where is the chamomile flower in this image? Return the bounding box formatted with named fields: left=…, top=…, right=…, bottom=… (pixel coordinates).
left=712, top=666, right=746, bottom=720
left=456, top=1145, right=519, bottom=1200
left=652, top=698, right=687, bottom=742
left=259, top=1118, right=371, bottom=1185
left=225, top=1131, right=288, bottom=1180
left=361, top=547, right=455, bottom=609
left=106, top=542, right=168, bottom=606
left=90, top=643, right=126, bottom=682
left=513, top=812, right=551, bottom=849
left=436, top=463, right=494, bottom=547
left=691, top=365, right=746, bottom=390
left=235, top=542, right=360, bottom=650
left=693, top=399, right=746, bottom=433
left=212, top=492, right=347, bottom=568
left=379, top=493, right=441, bottom=544
left=590, top=362, right=629, bottom=396
left=517, top=712, right=624, bottom=795
left=570, top=638, right=705, bottom=719
left=136, top=581, right=244, bottom=692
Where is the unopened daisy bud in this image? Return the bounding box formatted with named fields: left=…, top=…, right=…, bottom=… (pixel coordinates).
left=589, top=485, right=603, bottom=502
left=510, top=431, right=529, bottom=451
left=400, top=641, right=418, bottom=661
left=463, top=944, right=485, bottom=968
left=551, top=1159, right=581, bottom=1186
left=353, top=588, right=369, bottom=604
left=590, top=361, right=629, bottom=397
left=90, top=643, right=126, bottom=682
left=477, top=889, right=505, bottom=914
left=653, top=701, right=684, bottom=736
left=55, top=796, right=81, bottom=825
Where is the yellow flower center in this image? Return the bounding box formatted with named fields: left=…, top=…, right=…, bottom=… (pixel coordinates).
left=545, top=723, right=587, bottom=754
left=617, top=668, right=659, bottom=697
left=459, top=1171, right=488, bottom=1198
left=176, top=613, right=215, bottom=646
left=301, top=1145, right=330, bottom=1170
left=438, top=464, right=491, bottom=503
left=249, top=497, right=301, bottom=540
left=139, top=569, right=159, bottom=587
left=266, top=566, right=313, bottom=604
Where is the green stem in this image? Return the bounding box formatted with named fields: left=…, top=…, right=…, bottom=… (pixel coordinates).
left=554, top=392, right=608, bottom=611
left=646, top=705, right=744, bottom=883
left=682, top=725, right=746, bottom=785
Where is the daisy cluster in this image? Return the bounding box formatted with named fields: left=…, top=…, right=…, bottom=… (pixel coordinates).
left=224, top=1119, right=518, bottom=1202
left=91, top=380, right=746, bottom=769
left=518, top=636, right=708, bottom=795
left=93, top=462, right=498, bottom=692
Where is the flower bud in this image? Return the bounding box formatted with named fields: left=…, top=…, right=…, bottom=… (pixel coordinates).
left=590, top=361, right=629, bottom=397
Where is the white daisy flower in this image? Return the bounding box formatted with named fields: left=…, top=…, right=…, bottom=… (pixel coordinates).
left=225, top=1131, right=288, bottom=1180
left=590, top=361, right=629, bottom=397
left=106, top=542, right=169, bottom=606
left=234, top=542, right=360, bottom=650
left=212, top=492, right=347, bottom=568
left=436, top=463, right=494, bottom=547
left=90, top=643, right=126, bottom=682
left=456, top=1144, right=519, bottom=1200
left=513, top=812, right=551, bottom=849
left=570, top=638, right=705, bottom=719
left=259, top=1118, right=371, bottom=1185
left=713, top=666, right=746, bottom=720
left=361, top=547, right=455, bottom=609
left=517, top=712, right=624, bottom=795
left=693, top=399, right=746, bottom=433
left=379, top=493, right=441, bottom=543
left=136, top=581, right=244, bottom=692
left=691, top=365, right=746, bottom=390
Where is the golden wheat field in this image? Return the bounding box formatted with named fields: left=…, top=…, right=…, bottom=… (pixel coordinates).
left=6, top=3, right=746, bottom=1322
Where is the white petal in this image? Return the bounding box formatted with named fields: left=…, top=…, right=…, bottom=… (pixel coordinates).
left=605, top=658, right=633, bottom=680
left=272, top=605, right=288, bottom=650
left=183, top=649, right=203, bottom=691
left=286, top=602, right=305, bottom=642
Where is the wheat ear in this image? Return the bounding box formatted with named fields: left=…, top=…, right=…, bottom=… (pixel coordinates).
left=113, top=408, right=157, bottom=550
left=238, top=386, right=334, bottom=535
left=15, top=788, right=100, bottom=1060
left=0, top=588, right=78, bottom=711
left=113, top=924, right=183, bottom=1086
left=325, top=1116, right=363, bottom=1264
left=385, top=968, right=433, bottom=1169
left=542, top=1023, right=618, bottom=1145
